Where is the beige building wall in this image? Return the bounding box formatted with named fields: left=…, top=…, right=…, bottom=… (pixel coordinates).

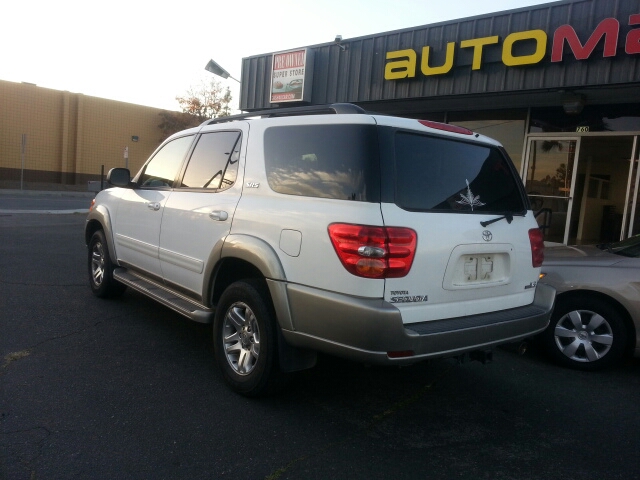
left=0, top=79, right=168, bottom=189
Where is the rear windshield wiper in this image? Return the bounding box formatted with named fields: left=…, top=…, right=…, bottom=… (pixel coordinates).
left=480, top=213, right=513, bottom=227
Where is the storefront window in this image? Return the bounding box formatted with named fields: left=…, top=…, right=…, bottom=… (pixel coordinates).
left=530, top=104, right=640, bottom=134
left=448, top=110, right=526, bottom=172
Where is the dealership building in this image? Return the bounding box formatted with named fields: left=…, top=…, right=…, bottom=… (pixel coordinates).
left=239, top=0, right=640, bottom=245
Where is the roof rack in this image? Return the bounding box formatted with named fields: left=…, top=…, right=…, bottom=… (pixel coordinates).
left=200, top=103, right=366, bottom=126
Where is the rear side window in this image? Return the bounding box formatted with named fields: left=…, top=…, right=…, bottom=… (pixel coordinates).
left=180, top=131, right=241, bottom=190
left=264, top=124, right=380, bottom=202
left=393, top=132, right=525, bottom=213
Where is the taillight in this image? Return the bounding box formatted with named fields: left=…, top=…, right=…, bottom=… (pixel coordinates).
left=328, top=224, right=417, bottom=278
left=89, top=198, right=95, bottom=212
left=528, top=228, right=544, bottom=268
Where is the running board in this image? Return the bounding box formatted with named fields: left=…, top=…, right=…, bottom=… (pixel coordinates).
left=113, top=268, right=214, bottom=324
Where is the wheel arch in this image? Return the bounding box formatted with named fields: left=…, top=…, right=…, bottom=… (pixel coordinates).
left=85, top=205, right=117, bottom=263
left=210, top=257, right=265, bottom=306
left=209, top=234, right=293, bottom=331
left=555, top=289, right=637, bottom=354
left=220, top=234, right=286, bottom=280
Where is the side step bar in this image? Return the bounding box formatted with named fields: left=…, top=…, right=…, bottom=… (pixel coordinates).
left=113, top=268, right=214, bottom=324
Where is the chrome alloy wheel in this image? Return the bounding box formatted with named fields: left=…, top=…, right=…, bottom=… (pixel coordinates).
left=554, top=309, right=614, bottom=363
left=222, top=302, right=261, bottom=375
left=91, top=240, right=106, bottom=287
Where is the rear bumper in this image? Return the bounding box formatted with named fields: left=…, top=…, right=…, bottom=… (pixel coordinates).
left=279, top=282, right=555, bottom=365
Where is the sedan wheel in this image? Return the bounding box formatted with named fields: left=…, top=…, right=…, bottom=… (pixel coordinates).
left=542, top=296, right=627, bottom=370
left=554, top=309, right=613, bottom=362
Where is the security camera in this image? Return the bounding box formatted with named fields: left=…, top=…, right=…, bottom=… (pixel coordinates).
left=335, top=35, right=342, bottom=43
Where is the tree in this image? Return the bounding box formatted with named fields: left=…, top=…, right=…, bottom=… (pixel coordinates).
left=158, top=78, right=233, bottom=140
left=176, top=78, right=232, bottom=120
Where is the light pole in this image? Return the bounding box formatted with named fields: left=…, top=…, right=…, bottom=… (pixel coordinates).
left=205, top=59, right=240, bottom=83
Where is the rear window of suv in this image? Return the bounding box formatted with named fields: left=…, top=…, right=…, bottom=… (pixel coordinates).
left=392, top=131, right=526, bottom=213
left=264, top=124, right=380, bottom=202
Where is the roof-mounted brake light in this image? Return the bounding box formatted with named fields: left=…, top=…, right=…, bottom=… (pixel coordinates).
left=418, top=120, right=473, bottom=135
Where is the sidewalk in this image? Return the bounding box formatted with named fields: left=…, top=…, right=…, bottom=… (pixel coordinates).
left=0, top=188, right=96, bottom=197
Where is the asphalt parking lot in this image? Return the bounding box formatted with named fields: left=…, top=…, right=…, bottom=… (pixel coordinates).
left=1, top=210, right=639, bottom=480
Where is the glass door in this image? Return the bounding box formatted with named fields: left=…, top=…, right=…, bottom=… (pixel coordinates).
left=522, top=137, right=581, bottom=244
left=569, top=136, right=636, bottom=245
left=622, top=136, right=639, bottom=239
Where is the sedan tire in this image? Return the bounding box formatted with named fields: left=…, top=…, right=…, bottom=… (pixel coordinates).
left=541, top=295, right=628, bottom=371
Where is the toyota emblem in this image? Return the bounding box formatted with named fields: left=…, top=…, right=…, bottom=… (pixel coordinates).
left=482, top=230, right=493, bottom=242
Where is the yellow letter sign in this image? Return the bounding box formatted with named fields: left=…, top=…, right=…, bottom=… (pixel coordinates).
left=385, top=49, right=417, bottom=80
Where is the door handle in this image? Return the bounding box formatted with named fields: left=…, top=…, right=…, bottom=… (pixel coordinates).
left=146, top=202, right=160, bottom=211
left=209, top=210, right=229, bottom=221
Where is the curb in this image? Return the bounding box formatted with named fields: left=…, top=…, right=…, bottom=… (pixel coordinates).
left=0, top=209, right=89, bottom=215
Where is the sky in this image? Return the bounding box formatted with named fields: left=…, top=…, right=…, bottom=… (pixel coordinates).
left=1, top=0, right=556, bottom=112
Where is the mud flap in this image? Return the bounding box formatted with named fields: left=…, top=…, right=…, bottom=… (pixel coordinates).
left=277, top=327, right=317, bottom=372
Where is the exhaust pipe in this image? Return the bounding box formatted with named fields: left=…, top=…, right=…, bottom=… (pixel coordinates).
left=501, top=341, right=528, bottom=355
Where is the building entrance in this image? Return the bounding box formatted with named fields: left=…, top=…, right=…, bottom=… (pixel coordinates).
left=523, top=137, right=579, bottom=244
left=523, top=135, right=640, bottom=245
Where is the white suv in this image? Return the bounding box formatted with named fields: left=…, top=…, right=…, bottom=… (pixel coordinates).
left=86, top=103, right=555, bottom=396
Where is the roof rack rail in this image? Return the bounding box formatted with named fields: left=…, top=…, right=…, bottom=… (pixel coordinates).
left=200, top=103, right=366, bottom=126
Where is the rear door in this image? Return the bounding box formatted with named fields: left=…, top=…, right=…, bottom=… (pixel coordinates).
left=158, top=126, right=246, bottom=299
left=377, top=122, right=540, bottom=324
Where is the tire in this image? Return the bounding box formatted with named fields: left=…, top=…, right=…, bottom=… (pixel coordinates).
left=541, top=295, right=627, bottom=371
left=88, top=230, right=126, bottom=298
left=213, top=280, right=284, bottom=397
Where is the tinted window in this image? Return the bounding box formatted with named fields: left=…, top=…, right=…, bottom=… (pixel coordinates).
left=394, top=132, right=525, bottom=213
left=140, top=135, right=193, bottom=187
left=180, top=131, right=241, bottom=190
left=264, top=124, right=379, bottom=201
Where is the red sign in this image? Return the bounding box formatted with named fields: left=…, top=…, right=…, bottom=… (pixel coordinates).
left=271, top=93, right=297, bottom=101
left=273, top=50, right=306, bottom=70
left=271, top=49, right=309, bottom=103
